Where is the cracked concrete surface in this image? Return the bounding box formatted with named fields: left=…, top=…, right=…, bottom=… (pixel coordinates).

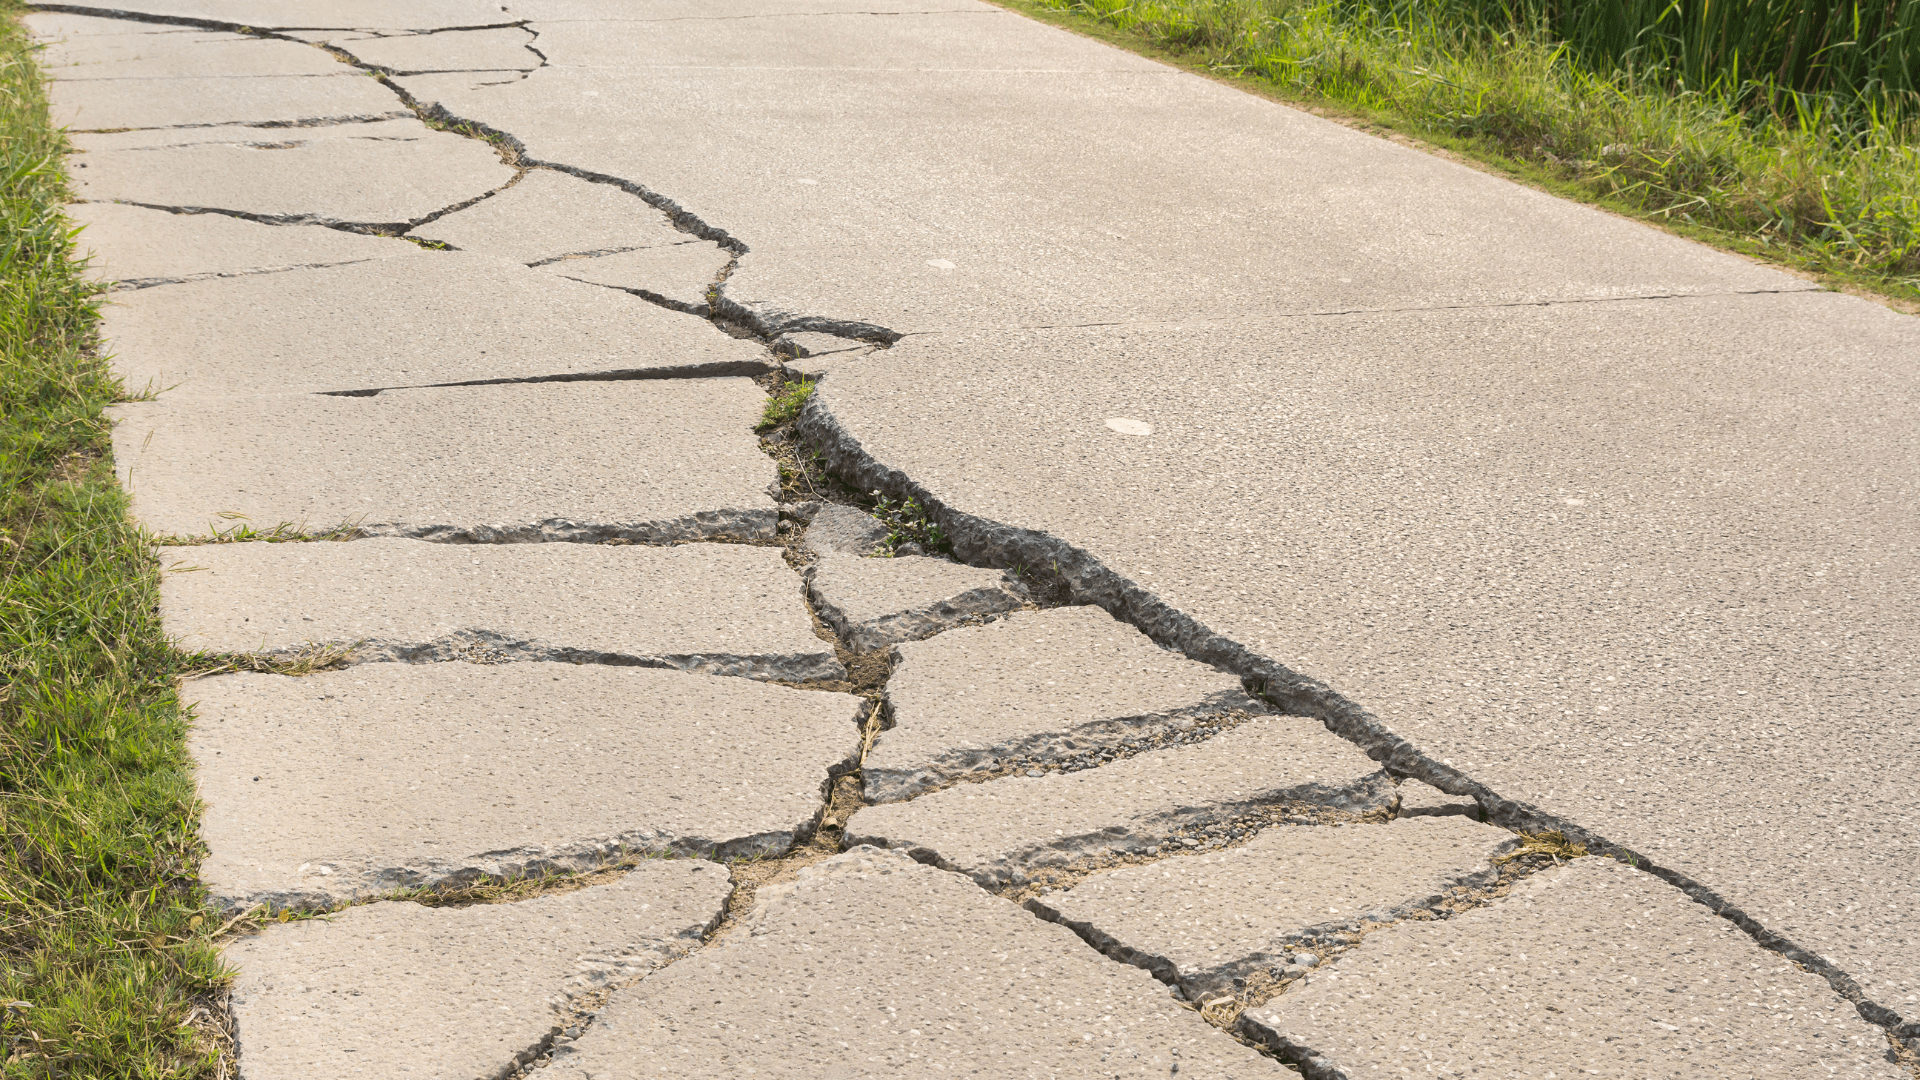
left=847, top=716, right=1395, bottom=889
left=191, top=665, right=861, bottom=908
left=544, top=847, right=1285, bottom=1079
left=1027, top=817, right=1515, bottom=999
left=72, top=200, right=409, bottom=286
left=225, top=859, right=731, bottom=1080
left=101, top=249, right=769, bottom=398
left=866, top=605, right=1264, bottom=802
left=70, top=118, right=504, bottom=225
left=158, top=537, right=841, bottom=680
left=38, top=0, right=1919, bottom=1073
left=1242, top=857, right=1908, bottom=1079
left=115, top=379, right=779, bottom=539
left=804, top=552, right=1024, bottom=651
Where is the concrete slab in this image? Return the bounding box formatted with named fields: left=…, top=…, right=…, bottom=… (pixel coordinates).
left=544, top=242, right=730, bottom=313
left=115, top=379, right=778, bottom=542
left=35, top=25, right=340, bottom=79
left=804, top=553, right=1021, bottom=651
left=801, top=504, right=888, bottom=556
left=865, top=605, right=1264, bottom=801
left=50, top=73, right=404, bottom=131
left=69, top=119, right=503, bottom=227
left=1242, top=857, right=1906, bottom=1079
left=192, top=664, right=860, bottom=907
left=1395, top=777, right=1483, bottom=820
left=398, top=15, right=1806, bottom=336
left=846, top=716, right=1394, bottom=888
left=225, top=860, right=729, bottom=1080
left=73, top=202, right=409, bottom=287
left=157, top=537, right=841, bottom=680
left=40, top=1, right=514, bottom=31
left=543, top=846, right=1286, bottom=1079
left=1028, top=817, right=1514, bottom=998
left=805, top=289, right=1920, bottom=1023
left=100, top=249, right=769, bottom=398
left=411, top=168, right=689, bottom=263
left=306, top=27, right=540, bottom=73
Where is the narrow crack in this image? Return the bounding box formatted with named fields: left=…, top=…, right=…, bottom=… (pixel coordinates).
left=25, top=4, right=524, bottom=34
left=74, top=111, right=414, bottom=132
left=102, top=257, right=385, bottom=290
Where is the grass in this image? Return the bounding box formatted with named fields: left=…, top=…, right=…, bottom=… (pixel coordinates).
left=756, top=375, right=816, bottom=430
left=0, top=6, right=227, bottom=1077
left=1001, top=0, right=1920, bottom=301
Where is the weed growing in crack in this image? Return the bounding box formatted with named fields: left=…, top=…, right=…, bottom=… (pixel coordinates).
left=868, top=492, right=950, bottom=556
left=757, top=376, right=815, bottom=431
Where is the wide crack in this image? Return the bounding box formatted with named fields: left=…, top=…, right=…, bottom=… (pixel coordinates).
left=49, top=1, right=1914, bottom=1064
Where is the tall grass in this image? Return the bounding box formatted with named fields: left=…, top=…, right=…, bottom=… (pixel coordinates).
left=1026, top=0, right=1920, bottom=288
left=0, top=5, right=226, bottom=1077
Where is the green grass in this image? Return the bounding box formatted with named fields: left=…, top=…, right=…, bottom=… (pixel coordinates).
left=757, top=376, right=816, bottom=430
left=1006, top=0, right=1920, bottom=298
left=0, top=7, right=226, bottom=1078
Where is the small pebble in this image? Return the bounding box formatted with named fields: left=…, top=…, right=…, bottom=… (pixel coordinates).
left=1291, top=951, right=1318, bottom=967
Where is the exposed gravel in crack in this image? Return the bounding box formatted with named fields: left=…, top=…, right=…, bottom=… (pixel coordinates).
left=793, top=388, right=1920, bottom=1048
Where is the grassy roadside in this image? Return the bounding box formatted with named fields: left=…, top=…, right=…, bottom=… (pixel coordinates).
left=994, top=0, right=1920, bottom=309
left=0, top=7, right=225, bottom=1078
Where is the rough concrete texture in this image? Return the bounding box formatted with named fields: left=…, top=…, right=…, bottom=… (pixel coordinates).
left=846, top=716, right=1394, bottom=888
left=50, top=72, right=403, bottom=131
left=1242, top=857, right=1907, bottom=1079
left=191, top=664, right=860, bottom=907
left=34, top=22, right=341, bottom=79
left=805, top=552, right=1022, bottom=651
left=157, top=537, right=841, bottom=681
left=69, top=119, right=504, bottom=226
left=545, top=242, right=732, bottom=313
left=102, top=249, right=768, bottom=398
left=114, top=379, right=779, bottom=542
left=1029, top=817, right=1514, bottom=998
left=545, top=846, right=1285, bottom=1079
left=310, top=27, right=541, bottom=74
left=225, top=859, right=731, bottom=1080
left=866, top=605, right=1263, bottom=802
left=41, top=1, right=511, bottom=30
left=73, top=202, right=408, bottom=287
left=804, top=290, right=1920, bottom=1023
left=1395, top=777, right=1483, bottom=820
left=801, top=504, right=888, bottom=556
left=411, top=168, right=691, bottom=264
left=396, top=7, right=1805, bottom=338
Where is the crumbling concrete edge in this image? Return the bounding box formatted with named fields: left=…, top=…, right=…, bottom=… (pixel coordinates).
left=793, top=389, right=1918, bottom=1048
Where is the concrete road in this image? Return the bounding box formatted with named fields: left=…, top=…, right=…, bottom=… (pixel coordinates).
left=386, top=0, right=1918, bottom=1037
left=33, top=0, right=1918, bottom=1072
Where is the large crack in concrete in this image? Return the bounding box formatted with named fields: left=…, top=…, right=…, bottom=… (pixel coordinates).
left=790, top=390, right=1919, bottom=1051
left=47, top=1, right=1914, bottom=1064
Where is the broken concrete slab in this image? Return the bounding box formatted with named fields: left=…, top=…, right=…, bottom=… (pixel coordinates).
left=543, top=846, right=1286, bottom=1079
left=69, top=119, right=503, bottom=227
left=115, top=379, right=779, bottom=542
left=225, top=860, right=729, bottom=1080
left=50, top=73, right=405, bottom=131
left=158, top=536, right=840, bottom=680
left=101, top=249, right=769, bottom=398
left=864, top=605, right=1265, bottom=802
left=73, top=202, right=409, bottom=287
left=1028, top=817, right=1515, bottom=998
left=1242, top=856, right=1906, bottom=1079
left=34, top=23, right=340, bottom=79
left=846, top=716, right=1394, bottom=889
left=545, top=242, right=731, bottom=314
left=1394, top=777, right=1483, bottom=820
left=192, top=664, right=861, bottom=907
left=306, top=27, right=541, bottom=74
left=804, top=552, right=1021, bottom=651
left=409, top=168, right=689, bottom=263
left=44, top=1, right=515, bottom=31
left=800, top=503, right=888, bottom=556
